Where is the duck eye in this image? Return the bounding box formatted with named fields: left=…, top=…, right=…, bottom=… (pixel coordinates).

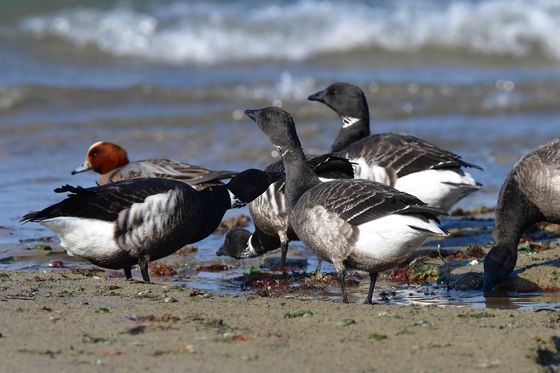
left=92, top=152, right=98, bottom=157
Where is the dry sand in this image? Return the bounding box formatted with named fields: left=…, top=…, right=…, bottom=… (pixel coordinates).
left=1, top=270, right=559, bottom=373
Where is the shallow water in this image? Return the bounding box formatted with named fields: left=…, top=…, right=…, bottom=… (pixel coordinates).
left=1, top=0, right=559, bottom=309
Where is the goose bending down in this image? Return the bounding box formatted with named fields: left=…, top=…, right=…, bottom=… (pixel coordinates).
left=72, top=141, right=238, bottom=189
left=22, top=169, right=280, bottom=282
left=308, top=82, right=482, bottom=212
left=484, top=138, right=560, bottom=290
left=217, top=154, right=354, bottom=274
left=246, top=106, right=448, bottom=304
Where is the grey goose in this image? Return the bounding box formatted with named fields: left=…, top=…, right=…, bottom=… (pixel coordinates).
left=308, top=82, right=482, bottom=212
left=484, top=138, right=560, bottom=290
left=217, top=154, right=354, bottom=274
left=22, top=169, right=280, bottom=282
left=246, top=106, right=448, bottom=304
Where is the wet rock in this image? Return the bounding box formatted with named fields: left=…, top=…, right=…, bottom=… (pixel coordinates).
left=262, top=256, right=308, bottom=272
left=196, top=263, right=232, bottom=272
left=176, top=245, right=198, bottom=255
left=215, top=214, right=251, bottom=234
left=451, top=272, right=484, bottom=291
left=446, top=245, right=485, bottom=260
left=450, top=205, right=495, bottom=216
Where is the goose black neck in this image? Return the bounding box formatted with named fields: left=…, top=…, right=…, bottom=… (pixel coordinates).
left=282, top=146, right=321, bottom=213
left=493, top=178, right=541, bottom=250
left=193, top=186, right=231, bottom=240
left=330, top=116, right=370, bottom=152
left=251, top=226, right=281, bottom=255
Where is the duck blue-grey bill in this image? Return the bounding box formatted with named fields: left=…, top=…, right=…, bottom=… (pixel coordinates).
left=71, top=163, right=92, bottom=175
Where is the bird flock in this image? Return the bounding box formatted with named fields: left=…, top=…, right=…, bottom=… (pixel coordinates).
left=22, top=82, right=560, bottom=303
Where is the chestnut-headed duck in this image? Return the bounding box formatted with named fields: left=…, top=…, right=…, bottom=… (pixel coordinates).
left=72, top=141, right=237, bottom=189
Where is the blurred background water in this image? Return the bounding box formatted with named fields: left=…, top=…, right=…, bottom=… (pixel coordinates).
left=1, top=0, right=560, bottom=263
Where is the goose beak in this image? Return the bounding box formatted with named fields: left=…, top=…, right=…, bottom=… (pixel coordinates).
left=308, top=89, right=326, bottom=102
left=71, top=161, right=92, bottom=175
left=244, top=109, right=260, bottom=121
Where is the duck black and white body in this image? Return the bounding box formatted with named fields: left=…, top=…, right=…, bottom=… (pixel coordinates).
left=72, top=141, right=238, bottom=189
left=308, top=82, right=482, bottom=212
left=217, top=154, right=354, bottom=274
left=484, top=138, right=560, bottom=290
left=22, top=169, right=279, bottom=281
left=246, top=106, right=448, bottom=304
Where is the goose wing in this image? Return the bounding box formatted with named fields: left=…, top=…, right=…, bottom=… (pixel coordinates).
left=304, top=179, right=445, bottom=226
left=514, top=138, right=560, bottom=213
left=266, top=153, right=354, bottom=191
left=21, top=178, right=190, bottom=223
left=343, top=132, right=482, bottom=178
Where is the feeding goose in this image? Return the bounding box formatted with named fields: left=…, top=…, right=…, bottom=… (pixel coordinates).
left=246, top=106, right=448, bottom=304
left=484, top=138, right=560, bottom=290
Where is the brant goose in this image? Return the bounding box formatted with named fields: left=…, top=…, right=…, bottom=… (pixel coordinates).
left=308, top=82, right=482, bottom=212
left=72, top=141, right=237, bottom=189
left=217, top=154, right=353, bottom=274
left=22, top=169, right=279, bottom=282
left=246, top=106, right=448, bottom=303
left=484, top=138, right=560, bottom=290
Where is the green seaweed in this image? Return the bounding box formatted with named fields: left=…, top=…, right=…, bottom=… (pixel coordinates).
left=338, top=319, right=356, bottom=327
left=284, top=310, right=313, bottom=319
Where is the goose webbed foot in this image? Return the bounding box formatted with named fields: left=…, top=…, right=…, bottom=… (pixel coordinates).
left=363, top=272, right=378, bottom=305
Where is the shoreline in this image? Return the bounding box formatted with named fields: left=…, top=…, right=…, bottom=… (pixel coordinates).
left=1, top=271, right=559, bottom=372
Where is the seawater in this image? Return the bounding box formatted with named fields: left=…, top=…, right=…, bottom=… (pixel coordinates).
left=0, top=0, right=559, bottom=309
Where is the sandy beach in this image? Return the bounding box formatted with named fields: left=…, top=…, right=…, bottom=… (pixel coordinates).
left=1, top=256, right=559, bottom=373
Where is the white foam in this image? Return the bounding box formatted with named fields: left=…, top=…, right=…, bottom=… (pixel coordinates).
left=19, top=0, right=560, bottom=64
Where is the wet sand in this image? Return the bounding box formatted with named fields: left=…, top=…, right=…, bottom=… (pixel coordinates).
left=1, top=270, right=559, bottom=373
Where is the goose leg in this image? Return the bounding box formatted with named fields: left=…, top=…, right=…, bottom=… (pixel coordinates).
left=123, top=266, right=132, bottom=280
left=278, top=230, right=289, bottom=275
left=313, top=259, right=323, bottom=276
left=337, top=269, right=349, bottom=304
left=138, top=255, right=151, bottom=283
left=364, top=272, right=378, bottom=305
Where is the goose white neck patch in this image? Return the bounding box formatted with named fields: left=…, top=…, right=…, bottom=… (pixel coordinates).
left=228, top=190, right=245, bottom=208
left=341, top=116, right=361, bottom=128
left=245, top=234, right=258, bottom=257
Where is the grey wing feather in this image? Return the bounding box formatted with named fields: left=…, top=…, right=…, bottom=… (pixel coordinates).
left=21, top=178, right=191, bottom=223
left=303, top=179, right=444, bottom=226
left=341, top=132, right=482, bottom=179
